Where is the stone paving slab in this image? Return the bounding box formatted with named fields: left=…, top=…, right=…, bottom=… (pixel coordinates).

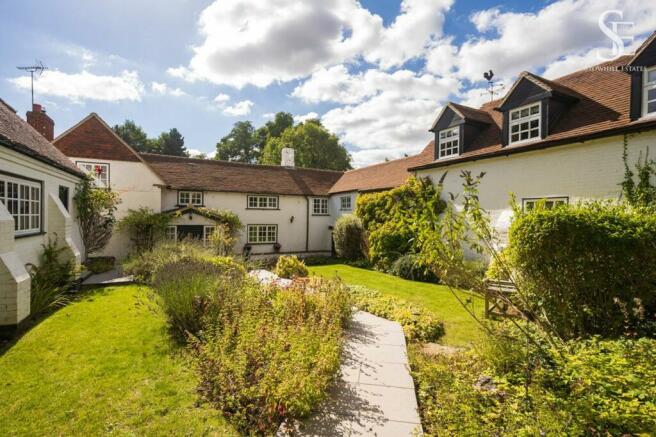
left=81, top=268, right=133, bottom=286
left=288, top=311, right=422, bottom=436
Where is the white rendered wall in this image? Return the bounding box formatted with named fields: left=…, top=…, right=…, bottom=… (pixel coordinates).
left=415, top=131, right=656, bottom=241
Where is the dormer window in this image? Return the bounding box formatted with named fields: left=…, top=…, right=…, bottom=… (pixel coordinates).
left=643, top=66, right=656, bottom=117
left=509, top=102, right=541, bottom=145
left=438, top=127, right=460, bottom=158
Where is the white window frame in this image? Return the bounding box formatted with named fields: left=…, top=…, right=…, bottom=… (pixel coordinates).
left=76, top=161, right=110, bottom=188
left=247, top=224, right=278, bottom=244
left=438, top=127, right=460, bottom=159
left=165, top=225, right=177, bottom=242
left=643, top=66, right=656, bottom=117
left=0, top=174, right=42, bottom=236
left=340, top=195, right=352, bottom=211
left=247, top=195, right=278, bottom=209
left=178, top=190, right=203, bottom=206
left=509, top=102, right=541, bottom=145
left=522, top=196, right=568, bottom=212
left=203, top=225, right=216, bottom=247
left=312, top=198, right=329, bottom=215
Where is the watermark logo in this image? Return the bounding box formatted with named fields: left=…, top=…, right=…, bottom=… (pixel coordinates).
left=597, top=10, right=634, bottom=61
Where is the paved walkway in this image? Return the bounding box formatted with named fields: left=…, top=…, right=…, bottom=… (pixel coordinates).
left=81, top=268, right=133, bottom=286
left=292, top=311, right=423, bottom=436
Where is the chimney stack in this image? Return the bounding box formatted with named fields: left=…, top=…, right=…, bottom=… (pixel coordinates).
left=281, top=147, right=295, bottom=167
left=26, top=103, right=54, bottom=141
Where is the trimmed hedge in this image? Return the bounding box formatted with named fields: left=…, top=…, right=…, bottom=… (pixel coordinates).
left=510, top=202, right=656, bottom=338
left=333, top=214, right=366, bottom=260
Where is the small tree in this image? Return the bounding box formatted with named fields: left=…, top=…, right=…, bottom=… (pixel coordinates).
left=73, top=177, right=120, bottom=258
left=118, top=207, right=171, bottom=253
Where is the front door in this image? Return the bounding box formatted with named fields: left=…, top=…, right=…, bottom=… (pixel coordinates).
left=176, top=225, right=204, bottom=242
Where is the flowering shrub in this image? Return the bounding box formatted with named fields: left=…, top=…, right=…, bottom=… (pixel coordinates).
left=192, top=278, right=351, bottom=434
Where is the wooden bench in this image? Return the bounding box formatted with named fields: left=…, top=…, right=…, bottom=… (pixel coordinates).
left=485, top=279, right=519, bottom=318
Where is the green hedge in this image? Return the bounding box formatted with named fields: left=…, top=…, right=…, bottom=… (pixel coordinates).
left=333, top=214, right=366, bottom=260
left=356, top=177, right=445, bottom=270
left=510, top=202, right=656, bottom=338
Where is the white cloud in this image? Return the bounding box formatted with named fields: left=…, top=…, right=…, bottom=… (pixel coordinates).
left=214, top=93, right=231, bottom=104
left=425, top=0, right=656, bottom=84
left=9, top=69, right=144, bottom=103
left=294, top=112, right=319, bottom=123
left=222, top=99, right=254, bottom=116
left=262, top=112, right=276, bottom=119
left=151, top=81, right=186, bottom=97
left=167, top=0, right=453, bottom=88
left=293, top=65, right=458, bottom=104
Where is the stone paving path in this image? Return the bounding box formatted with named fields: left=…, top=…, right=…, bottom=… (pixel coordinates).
left=290, top=311, right=423, bottom=436
left=81, top=268, right=133, bottom=286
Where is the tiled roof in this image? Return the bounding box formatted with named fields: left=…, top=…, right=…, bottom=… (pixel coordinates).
left=411, top=55, right=656, bottom=171
left=329, top=141, right=435, bottom=194
left=54, top=113, right=141, bottom=162
left=0, top=98, right=83, bottom=177
left=141, top=153, right=344, bottom=196
left=449, top=102, right=494, bottom=125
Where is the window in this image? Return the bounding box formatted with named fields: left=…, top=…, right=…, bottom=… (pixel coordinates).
left=643, top=66, right=656, bottom=117
left=178, top=191, right=203, bottom=206
left=438, top=127, right=459, bottom=158
left=58, top=185, right=69, bottom=211
left=203, top=225, right=216, bottom=246
left=509, top=103, right=541, bottom=144
left=76, top=162, right=109, bottom=187
left=247, top=195, right=278, bottom=209
left=312, top=198, right=329, bottom=215
left=166, top=225, right=177, bottom=242
left=340, top=196, right=352, bottom=211
left=247, top=224, right=277, bottom=244
left=522, top=196, right=568, bottom=211
left=0, top=174, right=41, bottom=236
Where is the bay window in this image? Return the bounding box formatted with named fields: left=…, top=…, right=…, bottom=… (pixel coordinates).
left=0, top=174, right=42, bottom=236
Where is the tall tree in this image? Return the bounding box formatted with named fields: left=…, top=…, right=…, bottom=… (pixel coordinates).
left=155, top=128, right=188, bottom=157
left=260, top=120, right=352, bottom=171
left=215, top=121, right=260, bottom=163
left=113, top=120, right=153, bottom=152
left=257, top=112, right=294, bottom=141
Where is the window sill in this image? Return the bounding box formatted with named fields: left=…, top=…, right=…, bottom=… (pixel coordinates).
left=312, top=214, right=330, bottom=216
left=507, top=138, right=541, bottom=147
left=15, top=231, right=45, bottom=239
left=246, top=208, right=280, bottom=210
left=176, top=204, right=205, bottom=208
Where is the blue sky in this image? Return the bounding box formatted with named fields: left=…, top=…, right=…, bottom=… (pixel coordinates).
left=1, top=0, right=654, bottom=166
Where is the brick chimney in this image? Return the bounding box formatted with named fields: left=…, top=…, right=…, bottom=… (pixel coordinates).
left=281, top=147, right=295, bottom=167
left=26, top=103, right=54, bottom=141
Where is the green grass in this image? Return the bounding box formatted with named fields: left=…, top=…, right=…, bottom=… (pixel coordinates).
left=308, top=264, right=484, bottom=346
left=0, top=285, right=236, bottom=436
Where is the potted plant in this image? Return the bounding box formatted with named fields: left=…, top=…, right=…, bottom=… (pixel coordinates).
left=273, top=242, right=282, bottom=253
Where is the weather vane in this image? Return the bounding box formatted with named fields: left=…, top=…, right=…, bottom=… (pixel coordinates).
left=481, top=70, right=504, bottom=102
left=16, top=60, right=48, bottom=106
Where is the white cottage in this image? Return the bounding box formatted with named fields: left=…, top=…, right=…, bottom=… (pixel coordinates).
left=0, top=101, right=83, bottom=336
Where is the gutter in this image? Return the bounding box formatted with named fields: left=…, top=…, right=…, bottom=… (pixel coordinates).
left=409, top=119, right=656, bottom=172
left=305, top=195, right=310, bottom=252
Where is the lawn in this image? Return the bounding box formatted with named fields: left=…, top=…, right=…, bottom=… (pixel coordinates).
left=308, top=264, right=484, bottom=346
left=0, top=285, right=236, bottom=436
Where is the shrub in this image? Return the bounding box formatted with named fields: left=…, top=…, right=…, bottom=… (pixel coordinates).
left=26, top=237, right=76, bottom=317
left=152, top=256, right=246, bottom=340
left=274, top=255, right=308, bottom=279
left=192, top=278, right=351, bottom=434
left=123, top=241, right=220, bottom=283
left=349, top=286, right=444, bottom=342
left=73, top=176, right=120, bottom=256
left=510, top=202, right=656, bottom=338
left=411, top=331, right=656, bottom=435
left=83, top=256, right=115, bottom=274
left=117, top=207, right=170, bottom=253
left=333, top=214, right=366, bottom=260
left=390, top=253, right=438, bottom=283
left=357, top=177, right=446, bottom=270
